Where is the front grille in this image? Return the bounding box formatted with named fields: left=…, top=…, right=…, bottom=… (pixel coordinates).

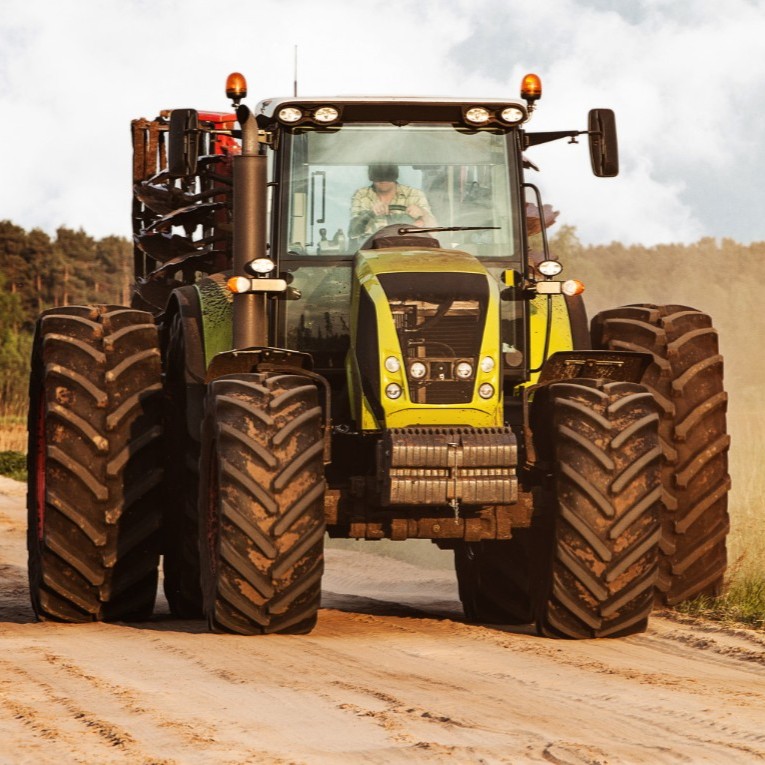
left=418, top=315, right=482, bottom=357
left=423, top=381, right=473, bottom=404
left=378, top=272, right=489, bottom=405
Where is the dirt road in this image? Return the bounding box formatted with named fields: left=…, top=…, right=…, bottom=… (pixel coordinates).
left=1, top=478, right=765, bottom=764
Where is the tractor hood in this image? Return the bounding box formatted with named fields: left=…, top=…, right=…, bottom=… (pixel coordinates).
left=348, top=246, right=503, bottom=430
left=354, top=246, right=493, bottom=280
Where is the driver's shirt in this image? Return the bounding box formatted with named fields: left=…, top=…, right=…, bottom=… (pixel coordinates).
left=349, top=183, right=433, bottom=239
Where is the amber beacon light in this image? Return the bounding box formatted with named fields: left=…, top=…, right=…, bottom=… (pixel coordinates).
left=226, top=72, right=248, bottom=105
left=521, top=73, right=542, bottom=108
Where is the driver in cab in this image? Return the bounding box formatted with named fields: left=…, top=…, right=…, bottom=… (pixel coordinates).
left=349, top=163, right=436, bottom=242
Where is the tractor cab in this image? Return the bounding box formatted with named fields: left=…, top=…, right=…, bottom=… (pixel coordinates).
left=260, top=98, right=531, bottom=425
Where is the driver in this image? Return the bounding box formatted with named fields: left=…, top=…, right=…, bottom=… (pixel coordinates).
left=349, top=163, right=436, bottom=241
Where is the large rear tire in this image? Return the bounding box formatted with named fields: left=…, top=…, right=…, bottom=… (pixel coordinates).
left=591, top=305, right=730, bottom=605
left=161, top=310, right=204, bottom=617
left=199, top=373, right=325, bottom=635
left=27, top=306, right=164, bottom=622
left=536, top=380, right=662, bottom=638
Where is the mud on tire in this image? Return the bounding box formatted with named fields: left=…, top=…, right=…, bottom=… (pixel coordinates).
left=591, top=305, right=730, bottom=605
left=536, top=380, right=663, bottom=639
left=27, top=305, right=164, bottom=622
left=199, top=373, right=325, bottom=635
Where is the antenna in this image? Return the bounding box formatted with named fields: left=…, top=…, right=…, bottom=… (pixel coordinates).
left=294, top=45, right=298, bottom=97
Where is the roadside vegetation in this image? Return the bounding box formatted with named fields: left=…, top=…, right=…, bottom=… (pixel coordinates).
left=1, top=219, right=762, bottom=630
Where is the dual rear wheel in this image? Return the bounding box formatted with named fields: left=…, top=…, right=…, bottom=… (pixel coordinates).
left=28, top=306, right=326, bottom=634
left=455, top=303, right=731, bottom=636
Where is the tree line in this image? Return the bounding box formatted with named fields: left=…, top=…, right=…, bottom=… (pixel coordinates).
left=549, top=225, right=764, bottom=409
left=1, top=218, right=762, bottom=419
left=0, top=220, right=132, bottom=413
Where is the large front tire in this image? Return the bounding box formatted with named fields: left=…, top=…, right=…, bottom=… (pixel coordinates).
left=199, top=373, right=325, bottom=635
left=27, top=306, right=164, bottom=622
left=591, top=305, right=730, bottom=605
left=536, top=380, right=663, bottom=638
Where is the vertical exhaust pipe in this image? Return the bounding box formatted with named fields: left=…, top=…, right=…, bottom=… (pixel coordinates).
left=232, top=107, right=268, bottom=349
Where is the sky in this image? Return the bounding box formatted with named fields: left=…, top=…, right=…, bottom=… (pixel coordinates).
left=1, top=0, right=764, bottom=247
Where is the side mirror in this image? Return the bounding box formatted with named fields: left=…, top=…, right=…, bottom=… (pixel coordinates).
left=588, top=108, right=619, bottom=177
left=168, top=108, right=200, bottom=177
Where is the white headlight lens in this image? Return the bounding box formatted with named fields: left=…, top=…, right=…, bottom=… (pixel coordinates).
left=538, top=259, right=563, bottom=277
left=384, top=356, right=401, bottom=373
left=455, top=361, right=473, bottom=379
left=385, top=383, right=402, bottom=399
left=314, top=106, right=339, bottom=123
left=278, top=107, right=303, bottom=123
left=465, top=107, right=491, bottom=124
left=409, top=361, right=427, bottom=379
left=480, top=356, right=495, bottom=373
left=501, top=106, right=525, bottom=123
left=248, top=257, right=275, bottom=274
left=478, top=383, right=495, bottom=399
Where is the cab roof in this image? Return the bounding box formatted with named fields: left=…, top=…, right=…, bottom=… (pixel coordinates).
left=255, top=96, right=529, bottom=128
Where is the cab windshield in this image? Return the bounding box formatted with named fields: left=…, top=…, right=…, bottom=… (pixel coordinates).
left=282, top=124, right=520, bottom=259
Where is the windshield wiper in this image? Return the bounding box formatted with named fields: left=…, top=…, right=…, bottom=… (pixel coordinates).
left=397, top=225, right=500, bottom=234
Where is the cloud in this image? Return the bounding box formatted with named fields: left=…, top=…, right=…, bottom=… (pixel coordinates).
left=0, top=0, right=763, bottom=245
left=444, top=0, right=765, bottom=244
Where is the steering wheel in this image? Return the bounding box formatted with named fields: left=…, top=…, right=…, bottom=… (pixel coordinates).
left=386, top=204, right=415, bottom=224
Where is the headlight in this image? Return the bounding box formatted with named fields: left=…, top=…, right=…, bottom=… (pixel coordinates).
left=314, top=106, right=339, bottom=123
left=465, top=106, right=491, bottom=124
left=278, top=107, right=303, bottom=123
left=480, top=356, right=495, bottom=373
left=384, top=356, right=401, bottom=373
left=455, top=361, right=473, bottom=379
left=409, top=361, right=427, bottom=379
left=501, top=106, right=525, bottom=123
left=245, top=257, right=276, bottom=274
left=538, top=259, right=563, bottom=277
left=385, top=383, right=402, bottom=399
left=478, top=383, right=495, bottom=399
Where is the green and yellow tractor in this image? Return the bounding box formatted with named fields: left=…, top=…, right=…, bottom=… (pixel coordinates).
left=26, top=73, right=730, bottom=638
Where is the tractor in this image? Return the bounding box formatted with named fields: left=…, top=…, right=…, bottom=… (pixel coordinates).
left=26, top=73, right=730, bottom=638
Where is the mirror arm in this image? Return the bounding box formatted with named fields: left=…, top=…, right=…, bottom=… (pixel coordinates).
left=524, top=130, right=586, bottom=148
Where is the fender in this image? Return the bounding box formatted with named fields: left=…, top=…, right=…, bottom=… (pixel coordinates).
left=195, top=273, right=234, bottom=366
left=523, top=349, right=654, bottom=468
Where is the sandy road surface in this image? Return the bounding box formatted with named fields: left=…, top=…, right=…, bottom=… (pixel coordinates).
left=1, top=478, right=765, bottom=764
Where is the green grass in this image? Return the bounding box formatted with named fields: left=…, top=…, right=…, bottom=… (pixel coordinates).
left=674, top=577, right=765, bottom=631
left=0, top=450, right=26, bottom=482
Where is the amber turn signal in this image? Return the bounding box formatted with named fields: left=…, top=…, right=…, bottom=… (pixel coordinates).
left=227, top=276, right=251, bottom=293
left=562, top=279, right=585, bottom=296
